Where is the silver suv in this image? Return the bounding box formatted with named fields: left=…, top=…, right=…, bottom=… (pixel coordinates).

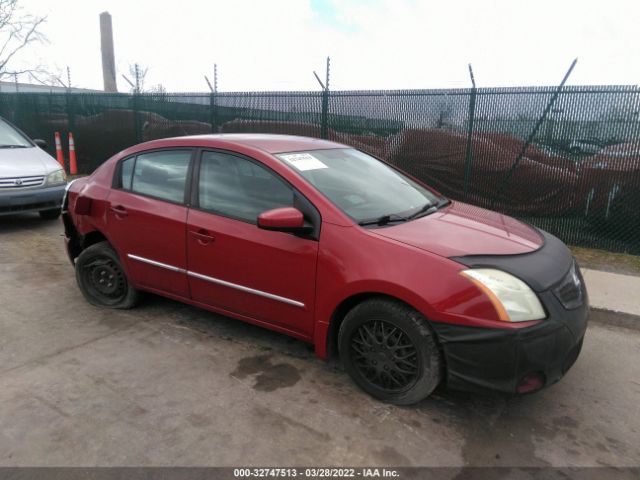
left=0, top=117, right=67, bottom=219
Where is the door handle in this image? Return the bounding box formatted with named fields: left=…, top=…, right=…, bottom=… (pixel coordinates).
left=190, top=229, right=215, bottom=245
left=110, top=205, right=128, bottom=217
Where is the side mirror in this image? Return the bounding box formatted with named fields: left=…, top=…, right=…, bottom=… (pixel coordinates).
left=73, top=196, right=92, bottom=215
left=33, top=139, right=48, bottom=149
left=257, top=207, right=310, bottom=233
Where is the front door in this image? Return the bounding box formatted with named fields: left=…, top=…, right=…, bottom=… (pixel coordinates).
left=106, top=149, right=193, bottom=297
left=186, top=150, right=319, bottom=337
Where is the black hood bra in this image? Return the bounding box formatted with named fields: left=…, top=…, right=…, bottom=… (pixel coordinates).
left=451, top=228, right=573, bottom=292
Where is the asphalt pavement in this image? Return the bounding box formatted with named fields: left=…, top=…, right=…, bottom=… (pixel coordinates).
left=0, top=214, right=638, bottom=467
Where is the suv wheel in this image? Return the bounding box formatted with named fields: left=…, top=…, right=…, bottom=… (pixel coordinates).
left=75, top=241, right=139, bottom=309
left=338, top=298, right=442, bottom=405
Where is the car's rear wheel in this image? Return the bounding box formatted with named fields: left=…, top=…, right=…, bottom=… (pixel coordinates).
left=39, top=208, right=61, bottom=220
left=338, top=298, right=442, bottom=405
left=75, top=241, right=139, bottom=309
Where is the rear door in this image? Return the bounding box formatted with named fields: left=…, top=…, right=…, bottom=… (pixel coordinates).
left=106, top=148, right=193, bottom=297
left=186, top=150, right=319, bottom=337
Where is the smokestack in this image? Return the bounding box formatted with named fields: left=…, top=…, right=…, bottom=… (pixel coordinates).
left=100, top=11, right=117, bottom=92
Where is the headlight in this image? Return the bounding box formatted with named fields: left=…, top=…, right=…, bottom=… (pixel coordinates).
left=461, top=269, right=546, bottom=322
left=45, top=169, right=67, bottom=185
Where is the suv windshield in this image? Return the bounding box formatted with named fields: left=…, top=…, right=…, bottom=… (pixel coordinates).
left=0, top=118, right=32, bottom=148
left=276, top=148, right=443, bottom=224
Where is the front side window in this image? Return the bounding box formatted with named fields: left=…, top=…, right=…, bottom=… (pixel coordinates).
left=198, top=151, right=293, bottom=222
left=121, top=150, right=191, bottom=204
left=276, top=148, right=442, bottom=223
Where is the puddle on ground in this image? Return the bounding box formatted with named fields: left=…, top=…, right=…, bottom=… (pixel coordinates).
left=231, top=354, right=301, bottom=392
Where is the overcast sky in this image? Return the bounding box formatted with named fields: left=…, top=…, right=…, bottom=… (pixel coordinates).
left=13, top=0, right=640, bottom=92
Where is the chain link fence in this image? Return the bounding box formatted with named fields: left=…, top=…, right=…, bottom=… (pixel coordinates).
left=1, top=86, right=639, bottom=254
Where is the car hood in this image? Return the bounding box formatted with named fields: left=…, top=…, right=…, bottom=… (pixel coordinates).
left=370, top=201, right=544, bottom=257
left=0, top=146, right=61, bottom=177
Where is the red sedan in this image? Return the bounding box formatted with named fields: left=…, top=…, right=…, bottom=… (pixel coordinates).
left=62, top=134, right=588, bottom=404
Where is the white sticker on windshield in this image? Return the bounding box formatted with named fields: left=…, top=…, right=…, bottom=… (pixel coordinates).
left=281, top=153, right=328, bottom=171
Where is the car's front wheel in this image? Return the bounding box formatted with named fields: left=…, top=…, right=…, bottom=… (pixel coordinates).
left=338, top=298, right=442, bottom=405
left=39, top=208, right=61, bottom=220
left=75, top=241, right=139, bottom=309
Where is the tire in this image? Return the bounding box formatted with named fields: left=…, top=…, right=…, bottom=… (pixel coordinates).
left=338, top=298, right=442, bottom=405
left=75, top=241, right=139, bottom=309
left=39, top=208, right=61, bottom=220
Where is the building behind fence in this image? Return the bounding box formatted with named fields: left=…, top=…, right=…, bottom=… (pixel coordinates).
left=1, top=85, right=639, bottom=254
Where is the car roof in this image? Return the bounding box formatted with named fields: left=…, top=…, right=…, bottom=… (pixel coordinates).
left=142, top=133, right=348, bottom=154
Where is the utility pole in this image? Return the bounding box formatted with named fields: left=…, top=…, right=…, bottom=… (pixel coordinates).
left=313, top=56, right=330, bottom=139
left=122, top=64, right=143, bottom=142
left=463, top=63, right=476, bottom=201
left=65, top=66, right=75, bottom=151
left=205, top=64, right=219, bottom=133
left=134, top=63, right=140, bottom=94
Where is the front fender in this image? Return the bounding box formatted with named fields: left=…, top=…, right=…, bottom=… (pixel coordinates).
left=312, top=223, right=510, bottom=359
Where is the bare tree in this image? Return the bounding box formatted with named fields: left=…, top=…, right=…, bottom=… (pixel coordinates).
left=26, top=65, right=67, bottom=88
left=0, top=0, right=47, bottom=80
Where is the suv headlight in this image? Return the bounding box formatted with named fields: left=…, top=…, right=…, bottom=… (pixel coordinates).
left=45, top=169, right=67, bottom=185
left=461, top=269, right=546, bottom=322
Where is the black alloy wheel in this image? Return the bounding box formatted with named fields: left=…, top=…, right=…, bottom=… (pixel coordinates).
left=350, top=320, right=420, bottom=392
left=338, top=298, right=442, bottom=405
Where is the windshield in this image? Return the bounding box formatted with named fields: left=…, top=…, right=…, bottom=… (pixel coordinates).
left=276, top=148, right=442, bottom=223
left=0, top=118, right=32, bottom=148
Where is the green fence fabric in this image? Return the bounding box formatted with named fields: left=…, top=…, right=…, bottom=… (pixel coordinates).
left=1, top=86, right=638, bottom=254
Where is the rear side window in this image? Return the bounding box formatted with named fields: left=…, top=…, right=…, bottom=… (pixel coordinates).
left=120, top=157, right=134, bottom=189
left=121, top=150, right=191, bottom=204
left=198, top=151, right=293, bottom=222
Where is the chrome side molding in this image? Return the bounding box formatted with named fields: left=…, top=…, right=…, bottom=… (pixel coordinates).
left=127, top=254, right=186, bottom=273
left=126, top=253, right=305, bottom=309
left=187, top=270, right=305, bottom=308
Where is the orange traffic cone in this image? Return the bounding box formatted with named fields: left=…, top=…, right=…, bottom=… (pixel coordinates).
left=54, top=132, right=64, bottom=168
left=68, top=132, right=78, bottom=175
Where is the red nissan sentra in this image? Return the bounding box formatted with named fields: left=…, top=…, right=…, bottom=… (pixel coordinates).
left=62, top=134, right=588, bottom=405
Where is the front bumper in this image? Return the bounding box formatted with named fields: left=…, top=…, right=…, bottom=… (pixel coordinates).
left=438, top=228, right=589, bottom=394
left=0, top=184, right=67, bottom=216
left=431, top=290, right=588, bottom=393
